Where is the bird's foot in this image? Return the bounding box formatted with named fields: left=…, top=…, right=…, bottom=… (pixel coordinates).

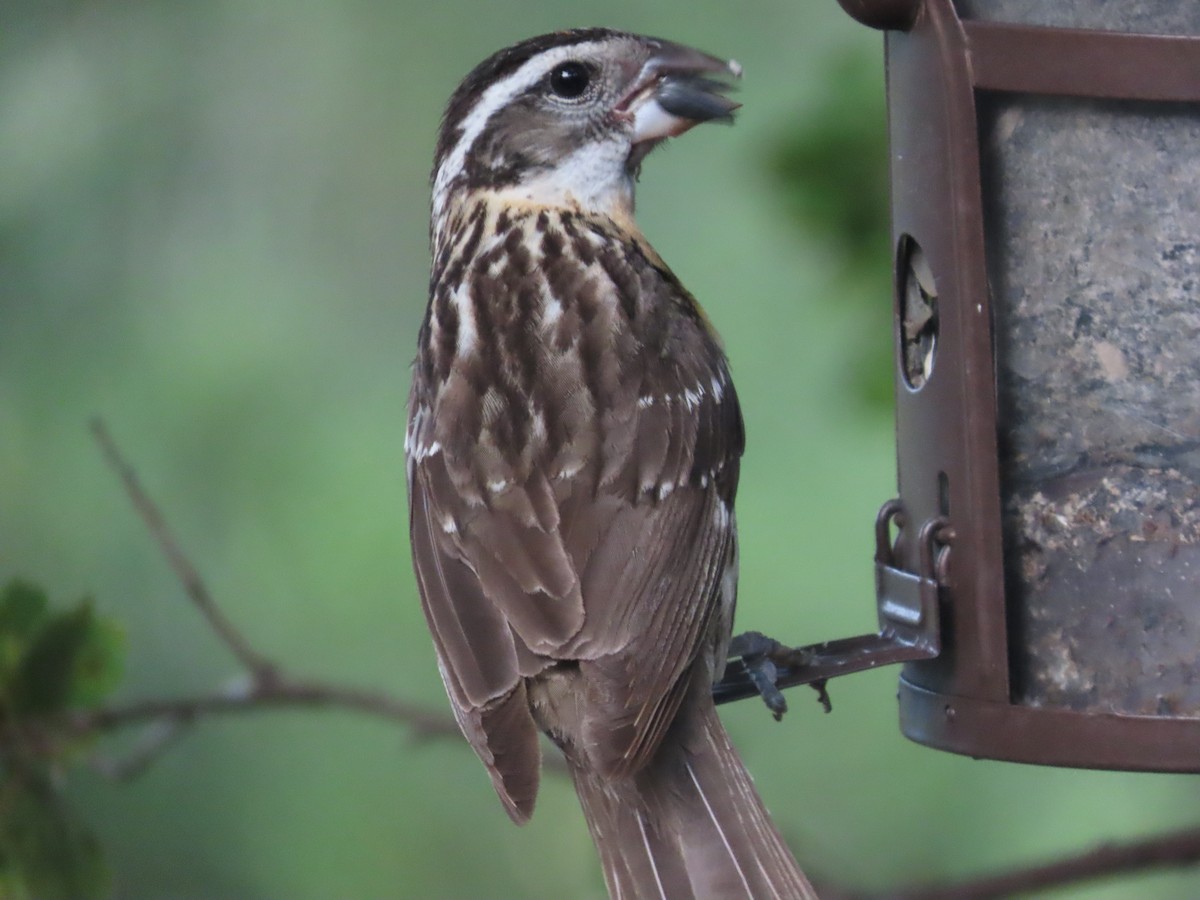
left=726, top=631, right=830, bottom=720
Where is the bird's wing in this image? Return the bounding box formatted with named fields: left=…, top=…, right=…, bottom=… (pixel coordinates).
left=567, top=479, right=739, bottom=779
left=558, top=251, right=745, bottom=777
left=408, top=213, right=743, bottom=805
left=409, top=451, right=542, bottom=824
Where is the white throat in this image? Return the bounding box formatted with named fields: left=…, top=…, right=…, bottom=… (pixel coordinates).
left=493, top=140, right=636, bottom=217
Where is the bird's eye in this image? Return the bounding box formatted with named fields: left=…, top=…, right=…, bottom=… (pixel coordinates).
left=549, top=61, right=591, bottom=99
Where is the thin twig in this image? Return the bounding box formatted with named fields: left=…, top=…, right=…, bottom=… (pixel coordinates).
left=90, top=418, right=276, bottom=680
left=76, top=679, right=462, bottom=740
left=88, top=717, right=193, bottom=781
left=893, top=826, right=1200, bottom=900
left=831, top=826, right=1200, bottom=900
left=73, top=679, right=567, bottom=775
left=83, top=418, right=569, bottom=775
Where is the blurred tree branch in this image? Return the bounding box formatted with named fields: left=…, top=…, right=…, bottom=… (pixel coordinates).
left=78, top=420, right=1200, bottom=897
left=77, top=419, right=500, bottom=777
left=827, top=825, right=1200, bottom=900
left=89, top=420, right=276, bottom=680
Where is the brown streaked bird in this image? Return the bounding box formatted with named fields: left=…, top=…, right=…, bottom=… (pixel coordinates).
left=407, top=28, right=815, bottom=899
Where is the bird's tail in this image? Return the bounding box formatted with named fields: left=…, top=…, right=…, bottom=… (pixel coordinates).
left=567, top=690, right=816, bottom=899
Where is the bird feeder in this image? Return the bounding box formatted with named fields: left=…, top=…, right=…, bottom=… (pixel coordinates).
left=715, top=0, right=1200, bottom=771
left=827, top=0, right=1200, bottom=771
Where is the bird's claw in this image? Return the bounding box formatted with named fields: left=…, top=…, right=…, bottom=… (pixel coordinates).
left=726, top=631, right=828, bottom=719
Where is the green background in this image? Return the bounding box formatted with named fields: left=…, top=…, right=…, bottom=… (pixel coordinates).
left=3, top=1, right=1198, bottom=897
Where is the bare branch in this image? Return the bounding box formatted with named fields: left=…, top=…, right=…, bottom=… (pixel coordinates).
left=90, top=418, right=276, bottom=680
left=88, top=718, right=193, bottom=781
left=76, top=678, right=461, bottom=740
left=832, top=825, right=1200, bottom=900
left=71, top=678, right=568, bottom=774
left=83, top=419, right=570, bottom=776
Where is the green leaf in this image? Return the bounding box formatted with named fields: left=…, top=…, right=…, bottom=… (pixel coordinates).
left=12, top=600, right=124, bottom=717
left=0, top=583, right=119, bottom=897
left=62, top=610, right=124, bottom=710
left=0, top=582, right=50, bottom=640
left=0, top=769, right=109, bottom=900
left=0, top=582, right=51, bottom=683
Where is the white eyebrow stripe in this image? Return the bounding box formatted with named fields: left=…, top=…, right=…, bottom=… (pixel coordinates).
left=432, top=41, right=608, bottom=220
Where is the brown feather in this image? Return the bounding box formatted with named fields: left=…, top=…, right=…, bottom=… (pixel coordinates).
left=406, top=35, right=814, bottom=885
left=410, top=468, right=520, bottom=709
left=568, top=671, right=817, bottom=899
left=407, top=28, right=816, bottom=895
left=409, top=200, right=746, bottom=803
left=469, top=683, right=541, bottom=824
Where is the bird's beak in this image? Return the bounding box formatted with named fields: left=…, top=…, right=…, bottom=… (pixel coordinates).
left=618, top=41, right=742, bottom=155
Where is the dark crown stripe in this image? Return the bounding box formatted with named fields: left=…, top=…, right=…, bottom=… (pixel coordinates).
left=433, top=28, right=623, bottom=178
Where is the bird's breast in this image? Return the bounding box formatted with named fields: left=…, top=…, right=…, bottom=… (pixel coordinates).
left=412, top=194, right=735, bottom=507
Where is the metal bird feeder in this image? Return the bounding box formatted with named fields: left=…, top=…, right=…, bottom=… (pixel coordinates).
left=717, top=0, right=1200, bottom=772
left=838, top=0, right=1200, bottom=771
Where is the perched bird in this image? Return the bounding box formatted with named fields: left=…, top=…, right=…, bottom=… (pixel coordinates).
left=407, top=28, right=814, bottom=899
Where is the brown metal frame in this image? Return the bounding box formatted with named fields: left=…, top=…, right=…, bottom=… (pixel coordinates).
left=718, top=2, right=1200, bottom=770
left=842, top=0, right=1200, bottom=770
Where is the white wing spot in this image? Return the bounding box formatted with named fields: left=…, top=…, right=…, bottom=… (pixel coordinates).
left=531, top=410, right=548, bottom=442
left=450, top=283, right=477, bottom=356
left=410, top=440, right=442, bottom=463
left=405, top=406, right=427, bottom=455
left=542, top=296, right=564, bottom=328
left=555, top=466, right=581, bottom=481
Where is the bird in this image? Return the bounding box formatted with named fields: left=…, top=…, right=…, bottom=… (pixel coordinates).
left=407, top=28, right=815, bottom=899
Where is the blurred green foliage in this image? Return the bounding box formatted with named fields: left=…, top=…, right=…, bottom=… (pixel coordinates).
left=769, top=53, right=890, bottom=273
left=0, top=769, right=107, bottom=900
left=2, top=583, right=124, bottom=717
left=0, top=581, right=122, bottom=899
left=2, top=2, right=1199, bottom=899
left=765, top=50, right=894, bottom=411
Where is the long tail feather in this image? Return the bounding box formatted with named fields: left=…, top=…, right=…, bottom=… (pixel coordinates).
left=567, top=680, right=816, bottom=899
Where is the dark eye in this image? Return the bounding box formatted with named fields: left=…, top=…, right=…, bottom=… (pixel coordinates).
left=549, top=61, right=591, bottom=99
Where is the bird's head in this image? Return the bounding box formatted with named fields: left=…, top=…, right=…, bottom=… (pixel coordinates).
left=431, top=28, right=740, bottom=230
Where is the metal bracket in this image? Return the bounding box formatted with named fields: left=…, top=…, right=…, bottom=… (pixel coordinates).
left=713, top=499, right=949, bottom=707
